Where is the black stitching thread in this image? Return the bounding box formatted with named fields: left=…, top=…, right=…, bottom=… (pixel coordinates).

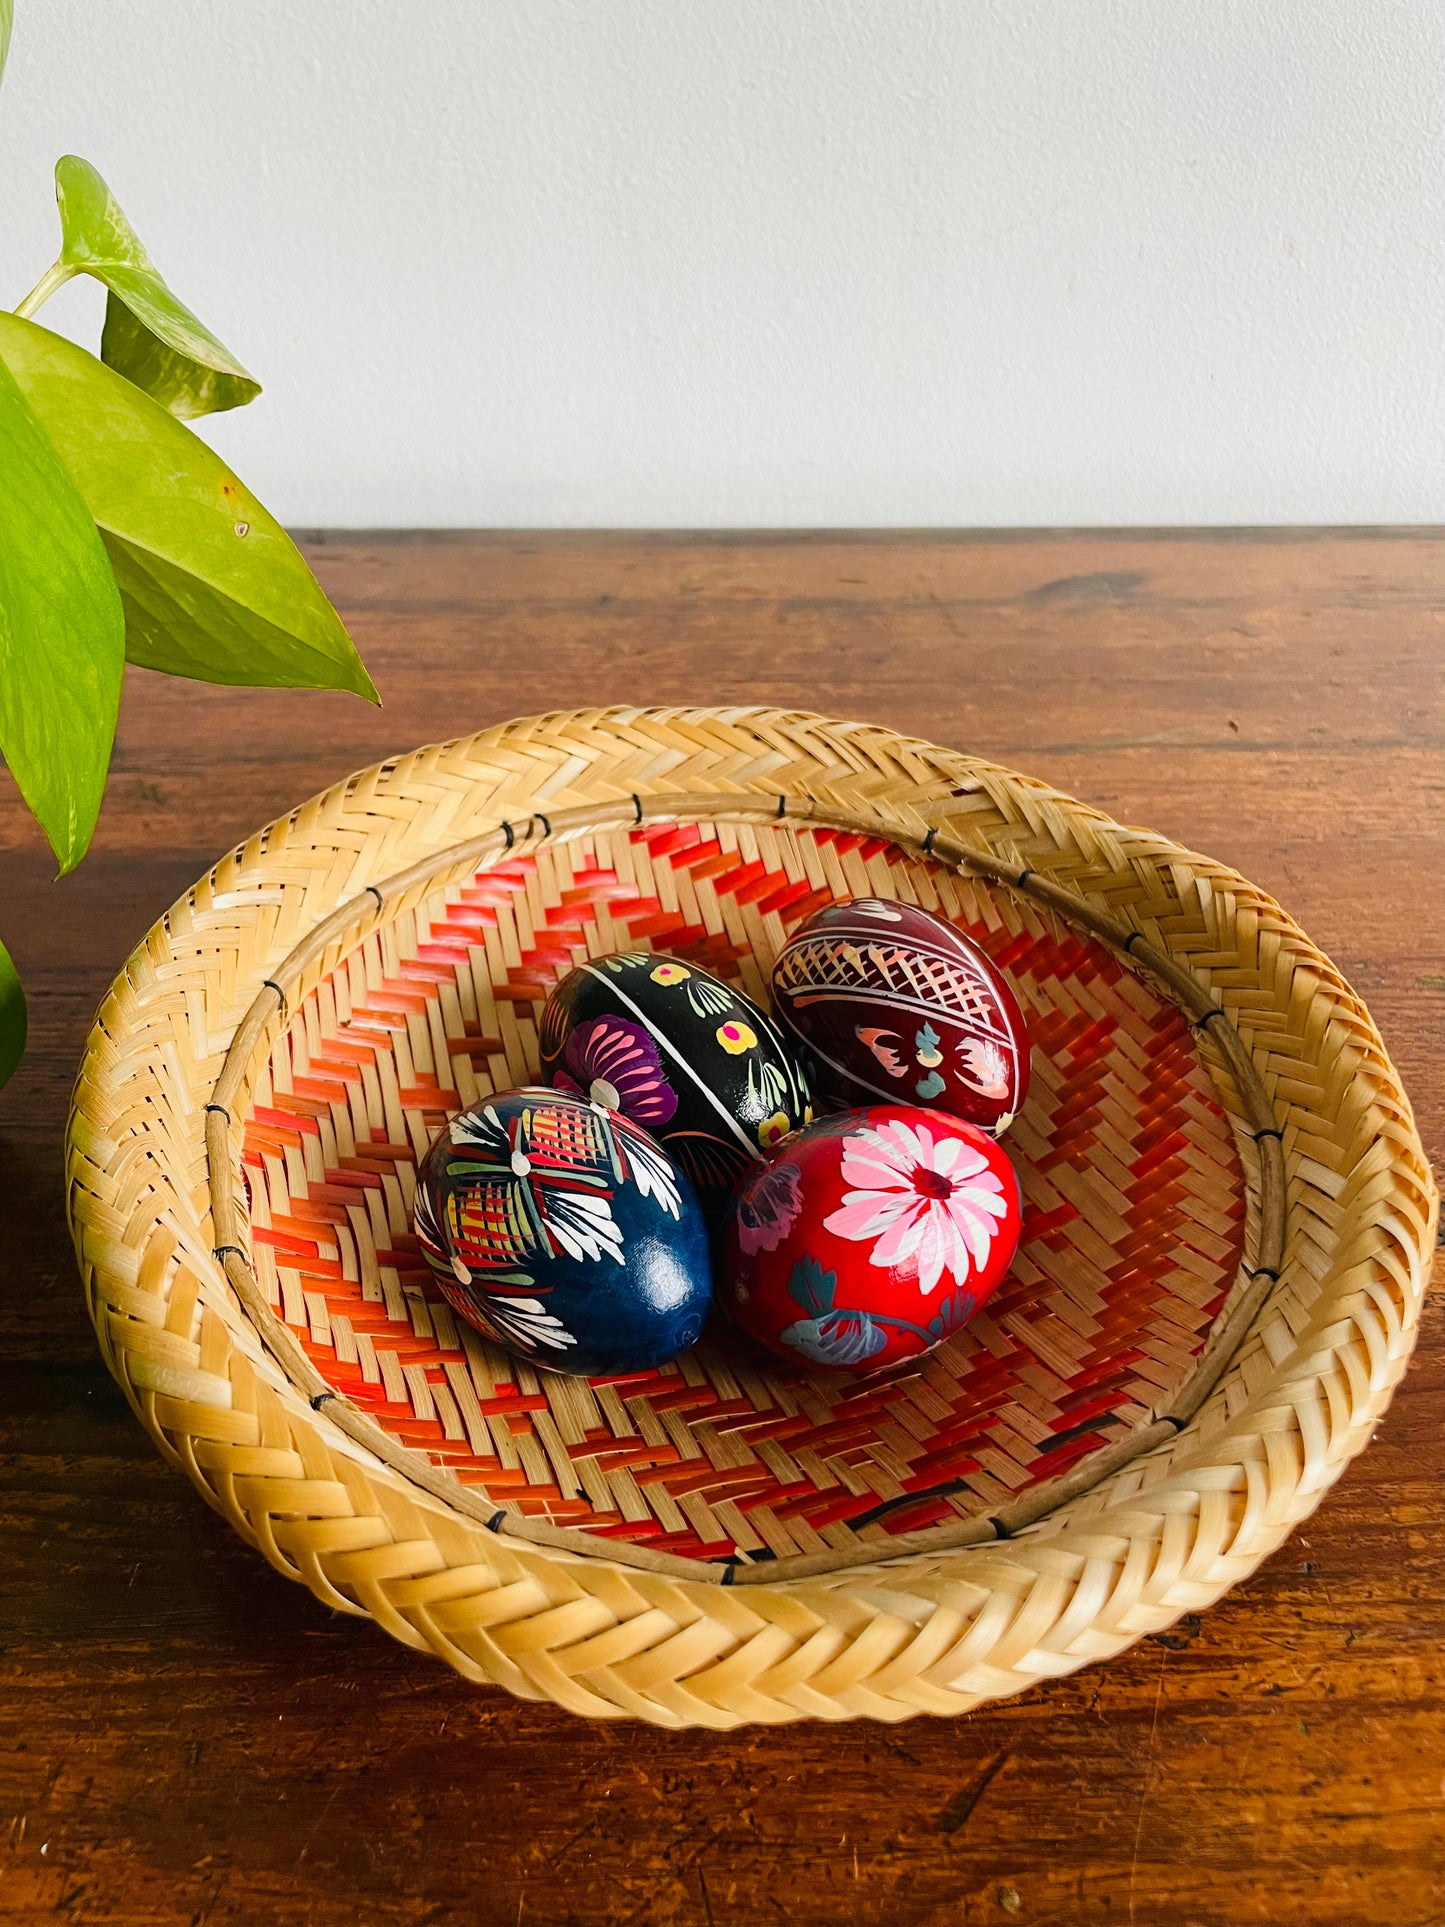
left=484, top=1511, right=507, bottom=1533
left=1253, top=1126, right=1284, bottom=1144
left=536, top=813, right=552, bottom=837
left=776, top=796, right=788, bottom=818
left=922, top=827, right=937, bottom=855
left=212, top=1244, right=246, bottom=1263
left=203, top=1102, right=231, bottom=1120
left=310, top=1391, right=336, bottom=1411
left=365, top=885, right=384, bottom=911
left=262, top=978, right=287, bottom=1012
left=720, top=1562, right=738, bottom=1586
left=1160, top=1413, right=1185, bottom=1432
left=632, top=793, right=644, bottom=823
left=502, top=821, right=515, bottom=850
left=1193, top=1006, right=1227, bottom=1029
left=1016, top=868, right=1035, bottom=889
left=987, top=1516, right=1013, bottom=1540
left=847, top=1479, right=967, bottom=1533
left=1249, top=1265, right=1281, bottom=1283
left=1123, top=930, right=1146, bottom=954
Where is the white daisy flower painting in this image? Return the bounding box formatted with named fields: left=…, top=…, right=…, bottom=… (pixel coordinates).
left=823, top=1115, right=1011, bottom=1295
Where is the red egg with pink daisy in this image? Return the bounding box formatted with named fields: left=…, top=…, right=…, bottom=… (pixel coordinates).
left=720, top=1104, right=1022, bottom=1374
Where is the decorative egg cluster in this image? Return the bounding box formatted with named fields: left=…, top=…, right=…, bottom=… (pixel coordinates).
left=413, top=896, right=1031, bottom=1383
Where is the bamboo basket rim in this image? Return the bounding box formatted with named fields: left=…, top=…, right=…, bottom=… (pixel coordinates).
left=68, top=705, right=1437, bottom=1726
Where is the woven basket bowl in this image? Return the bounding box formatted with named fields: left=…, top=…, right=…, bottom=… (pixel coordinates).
left=68, top=706, right=1435, bottom=1729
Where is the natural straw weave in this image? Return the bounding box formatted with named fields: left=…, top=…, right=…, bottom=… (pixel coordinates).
left=68, top=707, right=1436, bottom=1727
left=227, top=818, right=1249, bottom=1570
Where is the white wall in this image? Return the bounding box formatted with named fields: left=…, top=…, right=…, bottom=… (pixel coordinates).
left=2, top=0, right=1443, bottom=528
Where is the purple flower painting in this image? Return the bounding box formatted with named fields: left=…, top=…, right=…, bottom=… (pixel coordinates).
left=735, top=1157, right=805, bottom=1254
left=555, top=1013, right=679, bottom=1127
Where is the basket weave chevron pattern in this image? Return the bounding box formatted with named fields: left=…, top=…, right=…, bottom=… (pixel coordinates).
left=67, top=707, right=1436, bottom=1727
left=237, top=819, right=1247, bottom=1566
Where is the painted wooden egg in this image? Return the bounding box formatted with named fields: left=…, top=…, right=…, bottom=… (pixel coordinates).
left=770, top=897, right=1030, bottom=1135
left=539, top=951, right=813, bottom=1217
left=413, top=1087, right=713, bottom=1377
left=719, top=1104, right=1021, bottom=1375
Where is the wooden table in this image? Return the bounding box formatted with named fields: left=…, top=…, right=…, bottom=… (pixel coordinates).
left=2, top=531, right=1442, bottom=1927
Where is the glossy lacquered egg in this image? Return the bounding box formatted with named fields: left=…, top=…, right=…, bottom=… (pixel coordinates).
left=720, top=1105, right=1021, bottom=1374
left=771, top=897, right=1030, bottom=1135
left=539, top=951, right=813, bottom=1217
left=413, top=1088, right=712, bottom=1377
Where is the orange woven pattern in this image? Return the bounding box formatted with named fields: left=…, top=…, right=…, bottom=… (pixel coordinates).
left=242, top=819, right=1245, bottom=1566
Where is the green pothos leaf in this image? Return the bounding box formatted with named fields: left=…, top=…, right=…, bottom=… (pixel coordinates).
left=0, top=314, right=376, bottom=701
left=0, top=937, right=26, bottom=1092
left=54, top=155, right=260, bottom=419
left=0, top=343, right=125, bottom=872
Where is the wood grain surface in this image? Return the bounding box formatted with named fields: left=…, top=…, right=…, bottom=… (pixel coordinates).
left=2, top=529, right=1442, bottom=1927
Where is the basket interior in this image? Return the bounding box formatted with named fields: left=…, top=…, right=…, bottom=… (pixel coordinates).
left=239, top=818, right=1246, bottom=1567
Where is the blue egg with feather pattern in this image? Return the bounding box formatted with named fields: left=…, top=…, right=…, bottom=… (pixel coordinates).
left=413, top=1087, right=712, bottom=1377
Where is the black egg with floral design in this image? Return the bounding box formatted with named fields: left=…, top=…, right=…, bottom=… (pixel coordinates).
left=539, top=951, right=813, bottom=1220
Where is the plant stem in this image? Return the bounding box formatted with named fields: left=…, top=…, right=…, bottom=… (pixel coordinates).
left=12, top=259, right=74, bottom=319
left=869, top=1311, right=935, bottom=1343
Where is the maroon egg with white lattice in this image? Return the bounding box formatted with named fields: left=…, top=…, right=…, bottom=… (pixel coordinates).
left=771, top=897, right=1030, bottom=1135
